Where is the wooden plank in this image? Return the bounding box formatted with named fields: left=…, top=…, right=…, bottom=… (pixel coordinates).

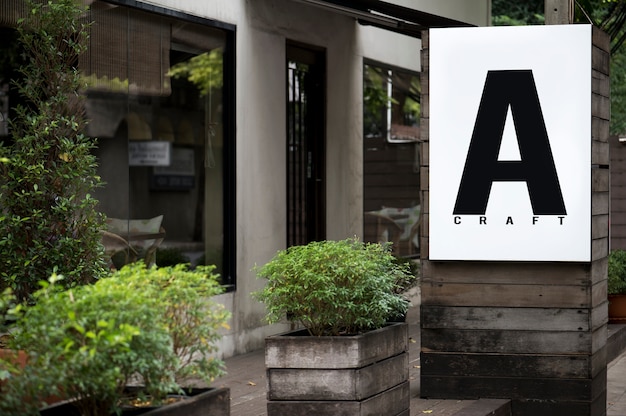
left=590, top=302, right=608, bottom=333
left=421, top=328, right=592, bottom=355
left=265, top=323, right=407, bottom=369
left=592, top=117, right=610, bottom=142
left=421, top=261, right=590, bottom=285
left=610, top=193, right=626, bottom=206
left=610, top=224, right=626, bottom=238
left=421, top=29, right=429, bottom=48
left=420, top=166, right=429, bottom=191
left=592, top=69, right=610, bottom=97
left=420, top=234, right=429, bottom=260
left=267, top=353, right=407, bottom=400
left=421, top=282, right=590, bottom=308
left=420, top=370, right=605, bottom=401
left=421, top=190, right=429, bottom=214
left=362, top=173, right=419, bottom=187
left=590, top=257, right=608, bottom=285
left=592, top=325, right=608, bottom=354
left=420, top=117, right=429, bottom=142
left=591, top=283, right=608, bottom=311
left=592, top=167, right=609, bottom=192
left=421, top=45, right=429, bottom=71
left=592, top=214, right=609, bottom=239
left=611, top=237, right=626, bottom=251
left=421, top=213, right=429, bottom=236
left=266, top=381, right=409, bottom=416
left=592, top=92, right=610, bottom=121
left=420, top=141, right=429, bottom=166
left=592, top=44, right=610, bottom=76
left=421, top=92, right=429, bottom=118
left=592, top=191, right=609, bottom=215
left=593, top=26, right=610, bottom=52
left=607, top=171, right=626, bottom=186
left=421, top=352, right=590, bottom=379
left=592, top=237, right=608, bottom=261
left=363, top=159, right=419, bottom=174
left=591, top=345, right=607, bottom=378
left=421, top=305, right=589, bottom=331
left=592, top=140, right=609, bottom=165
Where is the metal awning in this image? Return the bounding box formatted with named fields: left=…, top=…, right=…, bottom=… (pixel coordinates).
left=290, top=0, right=474, bottom=38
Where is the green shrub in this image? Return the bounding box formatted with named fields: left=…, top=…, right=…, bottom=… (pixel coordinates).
left=609, top=249, right=626, bottom=295
left=0, top=273, right=179, bottom=416
left=113, top=262, right=230, bottom=384
left=0, top=0, right=106, bottom=303
left=0, top=264, right=230, bottom=416
left=253, top=238, right=410, bottom=336
left=392, top=256, right=420, bottom=294
left=156, top=247, right=191, bottom=267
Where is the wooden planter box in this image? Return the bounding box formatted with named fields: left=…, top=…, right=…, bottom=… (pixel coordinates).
left=39, top=387, right=230, bottom=416
left=265, top=322, right=409, bottom=416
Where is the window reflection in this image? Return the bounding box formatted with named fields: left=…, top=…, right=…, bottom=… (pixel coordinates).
left=0, top=1, right=233, bottom=282
left=363, top=62, right=421, bottom=258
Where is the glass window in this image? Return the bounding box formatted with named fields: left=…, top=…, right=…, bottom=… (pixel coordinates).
left=0, top=1, right=235, bottom=285
left=363, top=62, right=421, bottom=258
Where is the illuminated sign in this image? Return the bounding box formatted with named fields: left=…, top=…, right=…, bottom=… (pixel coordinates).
left=429, top=25, right=591, bottom=261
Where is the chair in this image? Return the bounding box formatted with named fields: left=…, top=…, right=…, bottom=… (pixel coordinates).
left=104, top=216, right=166, bottom=267
left=366, top=205, right=420, bottom=257
left=100, top=230, right=138, bottom=269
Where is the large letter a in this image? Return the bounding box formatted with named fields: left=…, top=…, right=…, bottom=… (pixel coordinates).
left=453, top=70, right=566, bottom=215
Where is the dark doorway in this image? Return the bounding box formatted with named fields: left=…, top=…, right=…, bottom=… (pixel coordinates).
left=286, top=42, right=326, bottom=246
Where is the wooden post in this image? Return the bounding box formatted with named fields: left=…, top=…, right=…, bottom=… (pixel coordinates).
left=419, top=26, right=610, bottom=416
left=545, top=0, right=574, bottom=24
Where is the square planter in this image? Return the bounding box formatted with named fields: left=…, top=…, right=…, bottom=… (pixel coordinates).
left=39, top=387, right=230, bottom=416
left=265, top=322, right=409, bottom=416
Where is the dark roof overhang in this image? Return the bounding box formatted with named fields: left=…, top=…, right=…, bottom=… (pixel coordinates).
left=289, top=0, right=475, bottom=38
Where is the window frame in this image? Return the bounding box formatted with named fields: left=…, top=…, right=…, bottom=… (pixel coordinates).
left=96, top=1, right=238, bottom=288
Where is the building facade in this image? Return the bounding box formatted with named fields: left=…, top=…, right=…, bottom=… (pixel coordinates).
left=0, top=0, right=490, bottom=357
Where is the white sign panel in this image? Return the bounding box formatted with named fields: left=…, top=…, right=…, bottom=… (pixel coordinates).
left=128, top=141, right=171, bottom=167
left=429, top=25, right=591, bottom=262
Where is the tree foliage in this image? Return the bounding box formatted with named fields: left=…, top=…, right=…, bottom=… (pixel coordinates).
left=168, top=49, right=224, bottom=96
left=0, top=0, right=107, bottom=303
left=493, top=0, right=626, bottom=133
left=492, top=0, right=545, bottom=25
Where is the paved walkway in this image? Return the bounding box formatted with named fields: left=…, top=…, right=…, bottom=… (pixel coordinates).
left=213, top=306, right=626, bottom=416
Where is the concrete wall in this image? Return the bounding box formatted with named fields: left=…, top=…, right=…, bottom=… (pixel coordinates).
left=138, top=0, right=490, bottom=357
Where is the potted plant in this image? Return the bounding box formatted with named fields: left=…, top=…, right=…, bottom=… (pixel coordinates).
left=0, top=263, right=231, bottom=416
left=254, top=237, right=412, bottom=416
left=608, top=249, right=626, bottom=323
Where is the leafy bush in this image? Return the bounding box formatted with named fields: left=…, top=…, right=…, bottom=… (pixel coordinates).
left=0, top=264, right=230, bottom=416
left=156, top=247, right=191, bottom=267
left=254, top=238, right=410, bottom=336
left=609, top=249, right=626, bottom=295
left=0, top=0, right=106, bottom=303
left=392, top=256, right=420, bottom=294
left=0, top=274, right=178, bottom=416
left=113, top=262, right=230, bottom=384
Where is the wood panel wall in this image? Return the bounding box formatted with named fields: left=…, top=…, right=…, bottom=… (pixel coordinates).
left=419, top=28, right=610, bottom=416
left=610, top=134, right=626, bottom=250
